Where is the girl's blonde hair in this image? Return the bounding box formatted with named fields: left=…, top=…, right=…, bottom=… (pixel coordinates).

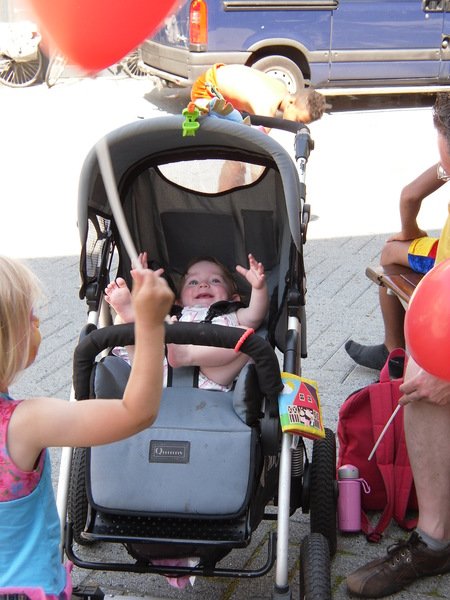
left=0, top=256, right=41, bottom=390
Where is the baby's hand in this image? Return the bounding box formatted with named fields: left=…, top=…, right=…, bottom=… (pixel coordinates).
left=236, top=254, right=266, bottom=290
left=131, top=269, right=174, bottom=326
left=166, top=343, right=191, bottom=368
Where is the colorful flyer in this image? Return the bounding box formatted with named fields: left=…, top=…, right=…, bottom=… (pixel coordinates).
left=278, top=373, right=325, bottom=440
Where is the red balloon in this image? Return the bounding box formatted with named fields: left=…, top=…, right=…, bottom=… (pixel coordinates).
left=404, top=257, right=450, bottom=381
left=27, top=0, right=180, bottom=72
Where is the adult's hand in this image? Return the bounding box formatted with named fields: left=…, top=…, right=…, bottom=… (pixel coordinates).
left=399, top=357, right=450, bottom=406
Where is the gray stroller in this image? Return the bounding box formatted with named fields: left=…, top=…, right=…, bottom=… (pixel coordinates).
left=61, top=114, right=337, bottom=599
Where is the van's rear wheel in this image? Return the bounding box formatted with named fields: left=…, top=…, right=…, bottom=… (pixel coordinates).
left=252, top=55, right=304, bottom=94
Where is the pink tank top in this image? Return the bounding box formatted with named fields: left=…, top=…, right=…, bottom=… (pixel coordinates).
left=0, top=394, right=45, bottom=501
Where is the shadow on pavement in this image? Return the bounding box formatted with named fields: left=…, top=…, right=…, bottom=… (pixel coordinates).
left=324, top=91, right=437, bottom=114
left=144, top=83, right=191, bottom=115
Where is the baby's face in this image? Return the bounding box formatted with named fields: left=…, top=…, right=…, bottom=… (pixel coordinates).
left=180, top=261, right=232, bottom=307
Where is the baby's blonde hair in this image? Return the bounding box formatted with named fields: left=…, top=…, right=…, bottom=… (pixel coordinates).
left=0, top=256, right=41, bottom=390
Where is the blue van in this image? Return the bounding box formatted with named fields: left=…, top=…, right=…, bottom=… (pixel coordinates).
left=141, top=0, right=450, bottom=93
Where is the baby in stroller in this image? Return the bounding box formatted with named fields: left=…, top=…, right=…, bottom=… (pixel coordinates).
left=105, top=253, right=268, bottom=390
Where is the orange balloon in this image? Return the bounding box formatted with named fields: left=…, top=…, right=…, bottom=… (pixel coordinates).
left=27, top=0, right=180, bottom=72
left=404, top=257, right=450, bottom=381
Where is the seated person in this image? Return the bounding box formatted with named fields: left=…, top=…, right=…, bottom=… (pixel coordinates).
left=105, top=253, right=268, bottom=390
left=346, top=90, right=450, bottom=600
left=190, top=63, right=328, bottom=126
left=345, top=163, right=446, bottom=371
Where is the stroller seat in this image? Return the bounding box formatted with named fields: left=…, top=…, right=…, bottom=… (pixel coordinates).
left=68, top=321, right=283, bottom=569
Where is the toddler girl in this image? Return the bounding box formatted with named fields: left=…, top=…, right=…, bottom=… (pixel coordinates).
left=0, top=256, right=173, bottom=596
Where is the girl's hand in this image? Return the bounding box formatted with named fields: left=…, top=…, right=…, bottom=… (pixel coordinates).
left=137, top=251, right=165, bottom=277
left=131, top=269, right=174, bottom=326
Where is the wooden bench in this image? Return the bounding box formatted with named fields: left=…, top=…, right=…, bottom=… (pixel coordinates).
left=365, top=264, right=423, bottom=309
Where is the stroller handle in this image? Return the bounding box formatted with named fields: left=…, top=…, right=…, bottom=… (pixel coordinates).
left=246, top=114, right=314, bottom=162
left=247, top=114, right=308, bottom=134
left=73, top=322, right=283, bottom=402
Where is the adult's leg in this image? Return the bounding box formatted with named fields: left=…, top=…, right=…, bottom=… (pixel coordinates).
left=404, top=376, right=450, bottom=540
left=345, top=240, right=410, bottom=369
left=378, top=239, right=411, bottom=349
left=217, top=160, right=246, bottom=191
left=347, top=361, right=450, bottom=598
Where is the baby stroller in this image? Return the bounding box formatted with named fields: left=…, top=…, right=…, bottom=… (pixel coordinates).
left=61, top=115, right=337, bottom=599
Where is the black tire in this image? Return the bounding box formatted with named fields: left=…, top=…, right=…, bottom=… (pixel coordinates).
left=67, top=447, right=94, bottom=545
left=45, top=53, right=66, bottom=88
left=122, top=48, right=152, bottom=79
left=0, top=48, right=43, bottom=87
left=309, top=428, right=338, bottom=557
left=299, top=533, right=332, bottom=600
left=252, top=55, right=305, bottom=94
left=38, top=48, right=50, bottom=83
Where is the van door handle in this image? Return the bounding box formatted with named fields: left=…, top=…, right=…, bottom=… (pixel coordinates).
left=422, top=0, right=446, bottom=12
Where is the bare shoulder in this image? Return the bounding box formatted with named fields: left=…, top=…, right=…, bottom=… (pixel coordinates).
left=216, top=65, right=284, bottom=116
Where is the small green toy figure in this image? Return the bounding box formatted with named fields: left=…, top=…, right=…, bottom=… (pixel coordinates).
left=182, top=104, right=200, bottom=136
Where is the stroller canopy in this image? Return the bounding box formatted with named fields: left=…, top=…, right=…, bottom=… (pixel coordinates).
left=78, top=116, right=303, bottom=255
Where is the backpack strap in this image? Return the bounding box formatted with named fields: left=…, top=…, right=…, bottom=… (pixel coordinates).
left=392, top=394, right=418, bottom=530
left=361, top=383, right=396, bottom=541
left=361, top=349, right=405, bottom=542
left=384, top=348, right=417, bottom=529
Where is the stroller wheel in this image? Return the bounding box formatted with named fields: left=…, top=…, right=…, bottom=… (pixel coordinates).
left=299, top=533, right=331, bottom=600
left=67, top=447, right=95, bottom=546
left=309, top=428, right=338, bottom=556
